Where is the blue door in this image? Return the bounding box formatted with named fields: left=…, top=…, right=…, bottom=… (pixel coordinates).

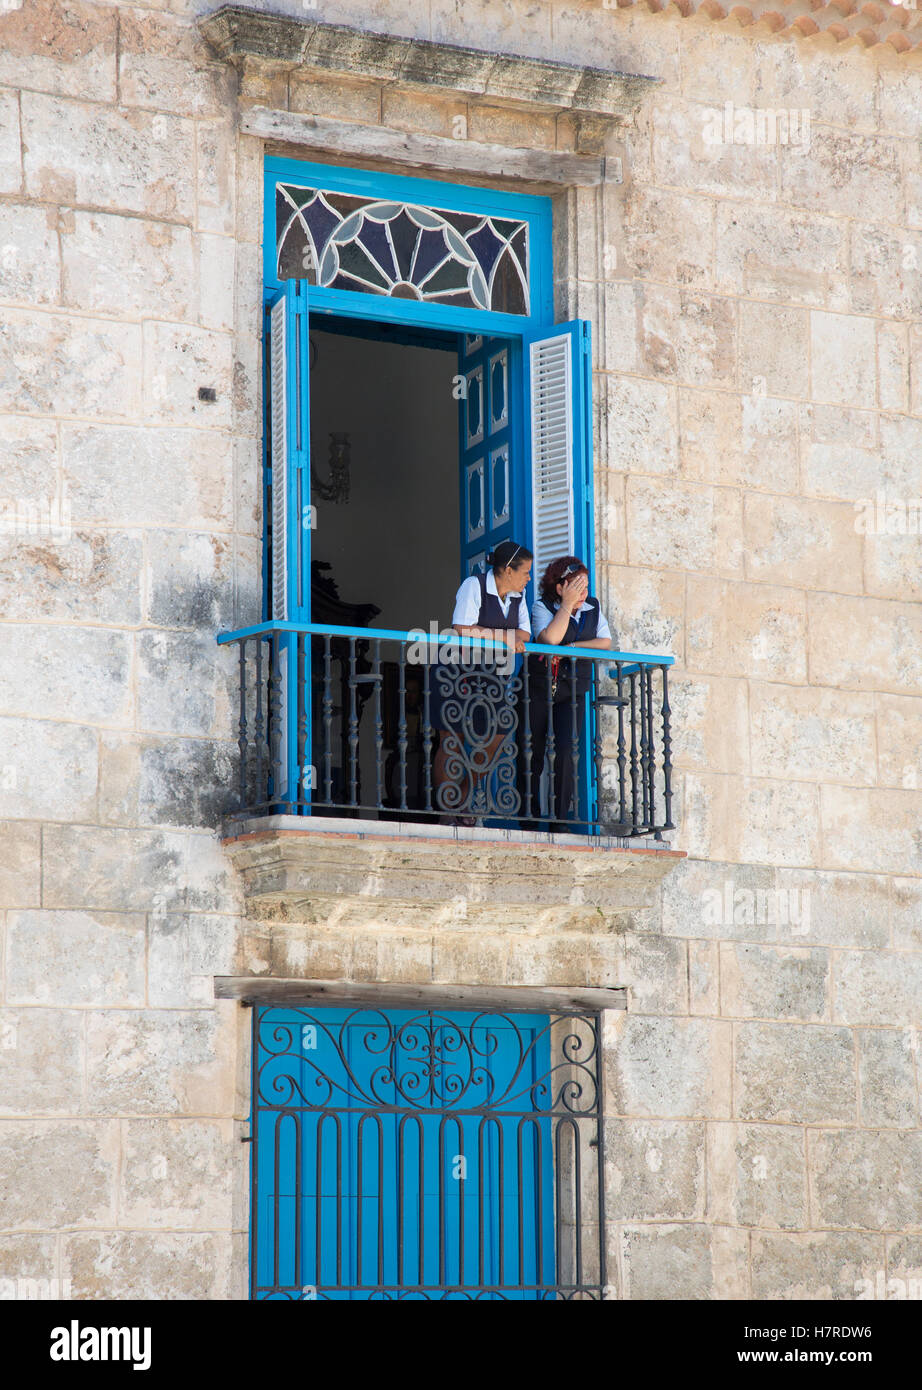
left=252, top=1006, right=558, bottom=1300
left=458, top=334, right=517, bottom=578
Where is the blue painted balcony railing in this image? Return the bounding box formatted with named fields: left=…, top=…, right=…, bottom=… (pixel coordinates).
left=216, top=622, right=675, bottom=838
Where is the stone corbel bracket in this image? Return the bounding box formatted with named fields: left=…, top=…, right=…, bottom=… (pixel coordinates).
left=198, top=5, right=659, bottom=184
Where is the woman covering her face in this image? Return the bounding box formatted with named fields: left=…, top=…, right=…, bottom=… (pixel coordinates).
left=520, top=555, right=614, bottom=832
left=433, top=539, right=534, bottom=826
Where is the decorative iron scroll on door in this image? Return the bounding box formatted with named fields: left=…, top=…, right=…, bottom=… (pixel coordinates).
left=252, top=1005, right=607, bottom=1300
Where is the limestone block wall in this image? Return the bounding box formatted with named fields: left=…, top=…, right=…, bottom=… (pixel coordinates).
left=0, top=0, right=919, bottom=1300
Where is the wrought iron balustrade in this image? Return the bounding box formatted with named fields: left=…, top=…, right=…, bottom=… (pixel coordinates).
left=216, top=621, right=675, bottom=837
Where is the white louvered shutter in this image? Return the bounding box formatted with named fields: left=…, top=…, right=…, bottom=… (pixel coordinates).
left=269, top=295, right=288, bottom=620
left=529, top=332, right=574, bottom=581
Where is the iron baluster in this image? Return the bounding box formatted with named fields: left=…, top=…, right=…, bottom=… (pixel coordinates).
left=237, top=640, right=248, bottom=810
left=545, top=658, right=555, bottom=824
left=254, top=638, right=266, bottom=808
left=268, top=633, right=283, bottom=804
left=322, top=635, right=333, bottom=804
left=615, top=663, right=627, bottom=830
left=568, top=655, right=579, bottom=826
left=422, top=662, right=434, bottom=812
left=397, top=653, right=408, bottom=813
left=347, top=640, right=359, bottom=807
left=629, top=671, right=640, bottom=835
left=372, top=640, right=384, bottom=810
left=661, top=664, right=674, bottom=832
left=521, top=655, right=533, bottom=825
left=639, top=662, right=651, bottom=832
left=297, top=633, right=308, bottom=809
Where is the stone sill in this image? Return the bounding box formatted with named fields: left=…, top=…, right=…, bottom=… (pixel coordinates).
left=221, top=814, right=684, bottom=928
left=198, top=5, right=658, bottom=119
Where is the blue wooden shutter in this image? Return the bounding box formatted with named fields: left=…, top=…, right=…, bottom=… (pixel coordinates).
left=265, top=281, right=311, bottom=807
left=267, top=280, right=311, bottom=624
left=524, top=320, right=594, bottom=589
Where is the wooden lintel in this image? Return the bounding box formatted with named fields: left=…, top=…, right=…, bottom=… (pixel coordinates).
left=240, top=106, right=609, bottom=187
left=214, top=976, right=628, bottom=1013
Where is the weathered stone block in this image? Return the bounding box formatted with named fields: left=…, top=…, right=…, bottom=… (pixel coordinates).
left=0, top=0, right=117, bottom=102
left=707, top=1122, right=807, bottom=1230
left=0, top=717, right=97, bottom=821
left=118, top=9, right=230, bottom=116
left=139, top=738, right=236, bottom=829
left=148, top=913, right=240, bottom=1009
left=811, top=311, right=877, bottom=409
left=714, top=202, right=846, bottom=308
left=0, top=88, right=21, bottom=194
left=607, top=1119, right=705, bottom=1222
left=770, top=870, right=889, bottom=949
left=608, top=376, right=678, bottom=476
left=751, top=1231, right=884, bottom=1300
left=621, top=1222, right=749, bottom=1299
left=6, top=910, right=145, bottom=1007
left=677, top=389, right=739, bottom=487
left=651, top=96, right=778, bottom=202
left=621, top=186, right=713, bottom=290
left=607, top=1015, right=731, bottom=1119
left=734, top=1022, right=855, bottom=1124
left=833, top=950, right=922, bottom=1027
left=137, top=630, right=220, bottom=737
left=688, top=940, right=719, bottom=1014
left=686, top=577, right=807, bottom=682
left=0, top=310, right=142, bottom=419
left=748, top=682, right=876, bottom=785
left=603, top=564, right=684, bottom=659
left=0, top=530, right=143, bottom=626
left=0, top=821, right=40, bottom=908
left=0, top=624, right=132, bottom=726
left=738, top=301, right=808, bottom=397
left=63, top=425, right=234, bottom=531
left=781, top=128, right=902, bottom=224
left=811, top=1129, right=922, bottom=1230
left=146, top=530, right=235, bottom=632
left=84, top=1008, right=236, bottom=1116
left=142, top=321, right=233, bottom=428
left=892, top=878, right=922, bottom=951
left=118, top=1119, right=236, bottom=1229
left=197, top=117, right=237, bottom=238
left=0, top=1121, right=118, bottom=1229
left=0, top=1009, right=83, bottom=1114
left=661, top=858, right=771, bottom=944
left=857, top=1028, right=919, bottom=1129
left=670, top=675, right=749, bottom=777
left=809, top=593, right=922, bottom=698
left=61, top=211, right=195, bottom=319
left=721, top=944, right=829, bottom=1022
left=42, top=824, right=187, bottom=913
left=626, top=477, right=742, bottom=576
left=0, top=203, right=60, bottom=306
left=62, top=1231, right=232, bottom=1300
left=21, top=92, right=194, bottom=219
left=638, top=286, right=736, bottom=388
left=820, top=787, right=922, bottom=875
left=620, top=932, right=687, bottom=1014
left=743, top=494, right=864, bottom=596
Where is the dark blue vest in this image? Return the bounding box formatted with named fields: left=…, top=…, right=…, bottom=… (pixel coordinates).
left=528, top=598, right=600, bottom=701
left=476, top=572, right=522, bottom=630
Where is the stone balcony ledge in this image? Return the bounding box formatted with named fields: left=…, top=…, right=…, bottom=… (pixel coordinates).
left=221, top=814, right=684, bottom=930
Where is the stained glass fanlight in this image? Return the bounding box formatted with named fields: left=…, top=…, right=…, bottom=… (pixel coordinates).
left=276, top=185, right=530, bottom=315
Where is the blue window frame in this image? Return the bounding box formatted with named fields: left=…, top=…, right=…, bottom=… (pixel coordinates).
left=250, top=1003, right=605, bottom=1300
left=260, top=156, right=596, bottom=819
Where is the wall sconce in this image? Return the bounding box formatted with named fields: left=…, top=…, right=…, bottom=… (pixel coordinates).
left=312, top=431, right=351, bottom=504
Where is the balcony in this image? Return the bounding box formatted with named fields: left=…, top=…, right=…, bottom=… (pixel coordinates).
left=218, top=621, right=675, bottom=836
left=216, top=622, right=681, bottom=927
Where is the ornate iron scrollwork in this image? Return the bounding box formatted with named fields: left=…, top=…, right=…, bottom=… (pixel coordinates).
left=433, top=664, right=522, bottom=818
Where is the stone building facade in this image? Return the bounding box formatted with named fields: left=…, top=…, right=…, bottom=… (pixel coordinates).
left=1, top=0, right=921, bottom=1301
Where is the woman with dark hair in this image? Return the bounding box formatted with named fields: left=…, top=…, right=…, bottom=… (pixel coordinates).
left=433, top=540, right=533, bottom=825
left=520, top=555, right=613, bottom=831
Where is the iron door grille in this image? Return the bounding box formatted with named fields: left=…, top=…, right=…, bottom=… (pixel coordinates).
left=251, top=1005, right=606, bottom=1300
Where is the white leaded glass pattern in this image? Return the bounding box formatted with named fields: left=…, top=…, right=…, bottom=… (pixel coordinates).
left=276, top=184, right=530, bottom=315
